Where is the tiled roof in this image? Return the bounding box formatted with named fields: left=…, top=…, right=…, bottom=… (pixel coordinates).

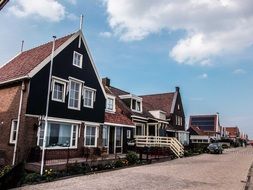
left=225, top=127, right=239, bottom=137
left=104, top=86, right=134, bottom=126
left=188, top=125, right=205, bottom=135
left=110, top=86, right=154, bottom=119
left=140, top=93, right=175, bottom=117
left=0, top=33, right=75, bottom=84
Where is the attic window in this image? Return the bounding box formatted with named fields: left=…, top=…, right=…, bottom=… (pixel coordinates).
left=73, top=51, right=83, bottom=68
left=131, top=99, right=142, bottom=112
left=177, top=104, right=180, bottom=110
left=106, top=94, right=116, bottom=112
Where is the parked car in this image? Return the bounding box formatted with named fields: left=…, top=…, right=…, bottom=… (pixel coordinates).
left=207, top=143, right=223, bottom=154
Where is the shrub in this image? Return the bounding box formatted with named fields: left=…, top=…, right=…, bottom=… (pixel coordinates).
left=23, top=173, right=42, bottom=184
left=0, top=165, right=12, bottom=178
left=114, top=160, right=124, bottom=168
left=126, top=151, right=139, bottom=165
left=43, top=169, right=57, bottom=181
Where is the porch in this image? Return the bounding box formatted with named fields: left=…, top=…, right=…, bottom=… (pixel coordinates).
left=135, top=135, right=184, bottom=158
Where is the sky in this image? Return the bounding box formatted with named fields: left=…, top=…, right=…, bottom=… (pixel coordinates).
left=0, top=0, right=252, bottom=138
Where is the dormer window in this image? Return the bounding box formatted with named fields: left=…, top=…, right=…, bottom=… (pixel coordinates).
left=106, top=94, right=116, bottom=112
left=119, top=94, right=142, bottom=113
left=132, top=99, right=142, bottom=112
left=73, top=51, right=83, bottom=68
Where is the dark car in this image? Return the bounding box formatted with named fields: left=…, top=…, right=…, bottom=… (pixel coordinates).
left=207, top=143, right=223, bottom=154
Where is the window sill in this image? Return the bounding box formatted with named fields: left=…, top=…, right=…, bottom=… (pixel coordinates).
left=40, top=146, right=78, bottom=150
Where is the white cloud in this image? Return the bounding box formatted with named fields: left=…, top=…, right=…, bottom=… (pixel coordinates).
left=8, top=0, right=66, bottom=22
left=198, top=73, right=208, bottom=79
left=233, top=69, right=246, bottom=75
left=99, top=31, right=112, bottom=38
left=103, top=0, right=253, bottom=65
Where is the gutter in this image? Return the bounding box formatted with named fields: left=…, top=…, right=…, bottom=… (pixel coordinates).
left=12, top=81, right=25, bottom=166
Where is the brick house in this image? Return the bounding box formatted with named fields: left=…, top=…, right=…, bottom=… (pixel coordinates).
left=188, top=114, right=221, bottom=143
left=0, top=30, right=107, bottom=166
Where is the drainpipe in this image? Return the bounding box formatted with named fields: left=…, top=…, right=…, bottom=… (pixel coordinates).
left=12, top=81, right=25, bottom=166
left=40, top=36, right=56, bottom=175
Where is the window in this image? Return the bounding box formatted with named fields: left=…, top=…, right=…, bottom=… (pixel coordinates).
left=10, top=120, right=18, bottom=144
left=68, top=80, right=82, bottom=110
left=131, top=99, right=142, bottom=112
left=85, top=126, right=97, bottom=147
left=38, top=122, right=78, bottom=148
left=115, top=127, right=122, bottom=147
left=73, top=51, right=83, bottom=68
left=52, top=79, right=66, bottom=102
left=103, top=126, right=109, bottom=147
left=106, top=95, right=115, bottom=112
left=127, top=130, right=131, bottom=139
left=83, top=87, right=96, bottom=108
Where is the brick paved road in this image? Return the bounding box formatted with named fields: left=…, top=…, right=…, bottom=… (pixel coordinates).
left=17, top=147, right=253, bottom=190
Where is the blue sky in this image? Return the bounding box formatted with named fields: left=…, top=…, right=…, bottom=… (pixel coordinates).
left=0, top=0, right=253, bottom=138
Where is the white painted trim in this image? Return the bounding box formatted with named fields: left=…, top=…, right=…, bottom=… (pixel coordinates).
left=0, top=52, right=22, bottom=70
left=170, top=92, right=178, bottom=113
left=47, top=117, right=82, bottom=124
left=0, top=76, right=29, bottom=86
left=104, top=122, right=135, bottom=128
left=131, top=115, right=148, bottom=120
left=68, top=76, right=85, bottom=84
left=52, top=76, right=69, bottom=83
left=127, top=130, right=131, bottom=139
left=72, top=51, right=83, bottom=68
left=119, top=94, right=142, bottom=101
left=51, top=78, right=66, bottom=103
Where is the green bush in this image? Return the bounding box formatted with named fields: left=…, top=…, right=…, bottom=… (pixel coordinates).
left=126, top=151, right=139, bottom=165
left=114, top=160, right=124, bottom=168
left=23, top=173, right=42, bottom=184
left=0, top=165, right=12, bottom=178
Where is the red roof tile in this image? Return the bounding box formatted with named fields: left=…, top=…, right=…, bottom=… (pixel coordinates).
left=104, top=86, right=134, bottom=126
left=0, top=33, right=75, bottom=84
left=225, top=127, right=240, bottom=137
left=140, top=93, right=175, bottom=117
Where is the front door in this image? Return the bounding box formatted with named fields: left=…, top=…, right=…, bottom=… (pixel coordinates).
left=109, top=126, right=115, bottom=154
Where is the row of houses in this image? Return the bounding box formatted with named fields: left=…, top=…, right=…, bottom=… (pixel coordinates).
left=188, top=114, right=248, bottom=145
left=0, top=29, right=248, bottom=173
left=0, top=30, right=187, bottom=170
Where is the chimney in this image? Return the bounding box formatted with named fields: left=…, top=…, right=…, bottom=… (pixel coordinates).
left=102, top=77, right=110, bottom=87
left=175, top=86, right=180, bottom=92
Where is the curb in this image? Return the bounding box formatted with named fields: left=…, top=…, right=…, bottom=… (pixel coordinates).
left=245, top=163, right=253, bottom=190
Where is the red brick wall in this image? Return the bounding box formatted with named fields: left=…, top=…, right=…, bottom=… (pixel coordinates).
left=0, top=82, right=23, bottom=165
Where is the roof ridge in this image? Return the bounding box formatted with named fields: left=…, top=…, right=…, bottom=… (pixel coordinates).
left=140, top=92, right=175, bottom=97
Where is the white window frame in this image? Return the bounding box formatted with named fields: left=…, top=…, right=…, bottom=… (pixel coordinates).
left=102, top=126, right=109, bottom=147
left=72, top=51, right=83, bottom=68
left=37, top=122, right=79, bottom=149
left=131, top=98, right=142, bottom=113
left=83, top=86, right=96, bottom=108
left=127, top=130, right=131, bottom=139
left=106, top=94, right=116, bottom=112
left=9, top=119, right=18, bottom=144
left=52, top=79, right=66, bottom=103
left=68, top=79, right=82, bottom=110
left=84, top=125, right=98, bottom=147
